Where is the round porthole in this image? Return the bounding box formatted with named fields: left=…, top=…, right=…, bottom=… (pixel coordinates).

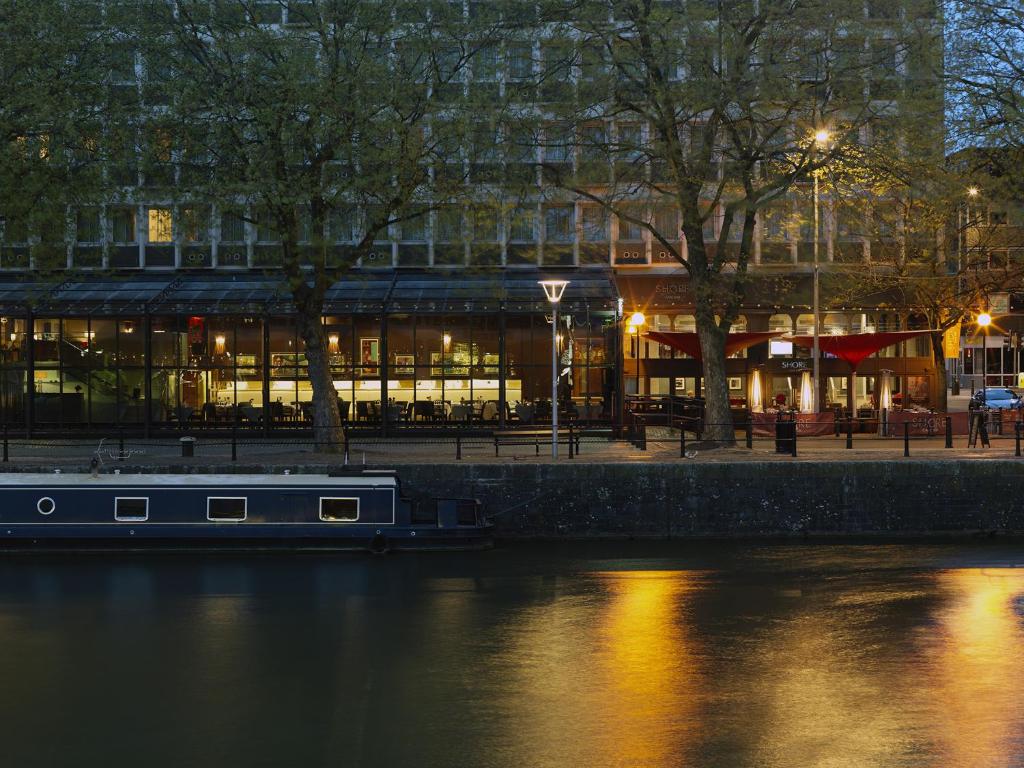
left=36, top=497, right=55, bottom=516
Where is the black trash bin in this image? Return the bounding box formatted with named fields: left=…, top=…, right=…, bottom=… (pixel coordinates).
left=775, top=415, right=796, bottom=454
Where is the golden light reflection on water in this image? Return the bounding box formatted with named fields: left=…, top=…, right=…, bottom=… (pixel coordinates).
left=925, top=569, right=1024, bottom=768
left=499, top=570, right=703, bottom=768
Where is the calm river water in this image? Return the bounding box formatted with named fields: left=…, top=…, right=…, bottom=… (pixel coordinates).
left=2, top=542, right=1024, bottom=767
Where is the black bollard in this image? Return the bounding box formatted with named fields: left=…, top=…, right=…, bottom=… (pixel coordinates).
left=746, top=420, right=753, bottom=449
left=231, top=414, right=238, bottom=461
left=1017, top=420, right=1022, bottom=457
left=904, top=421, right=910, bottom=457
left=945, top=416, right=953, bottom=449
left=846, top=416, right=853, bottom=449
left=456, top=434, right=462, bottom=460
left=568, top=423, right=574, bottom=458
left=119, top=428, right=125, bottom=461
left=638, top=417, right=647, bottom=451
left=790, top=419, right=797, bottom=458
left=680, top=425, right=687, bottom=458
left=2, top=423, right=7, bottom=463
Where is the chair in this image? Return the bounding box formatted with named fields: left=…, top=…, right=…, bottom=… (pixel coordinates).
left=450, top=403, right=472, bottom=422
left=201, top=402, right=218, bottom=424
left=337, top=399, right=349, bottom=422
left=356, top=401, right=370, bottom=421
left=481, top=401, right=499, bottom=421
left=238, top=404, right=261, bottom=424
left=514, top=403, right=535, bottom=424
left=174, top=405, right=194, bottom=424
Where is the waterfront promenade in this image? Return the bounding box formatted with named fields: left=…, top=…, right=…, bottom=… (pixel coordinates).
left=0, top=428, right=1019, bottom=469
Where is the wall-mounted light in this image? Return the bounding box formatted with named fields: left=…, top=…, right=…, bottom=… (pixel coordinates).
left=443, top=333, right=452, bottom=349
left=214, top=334, right=226, bottom=354
left=328, top=334, right=339, bottom=354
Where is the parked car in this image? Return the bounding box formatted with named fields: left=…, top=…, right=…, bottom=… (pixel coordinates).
left=970, top=387, right=1024, bottom=410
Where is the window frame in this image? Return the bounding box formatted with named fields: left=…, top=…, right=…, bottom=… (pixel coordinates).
left=206, top=496, right=248, bottom=522
left=319, top=496, right=360, bottom=522
left=114, top=496, right=149, bottom=522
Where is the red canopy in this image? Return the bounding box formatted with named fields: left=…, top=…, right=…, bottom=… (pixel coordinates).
left=645, top=331, right=784, bottom=360
left=787, top=330, right=936, bottom=370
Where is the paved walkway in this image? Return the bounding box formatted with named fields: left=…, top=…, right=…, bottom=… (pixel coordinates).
left=0, top=429, right=1019, bottom=469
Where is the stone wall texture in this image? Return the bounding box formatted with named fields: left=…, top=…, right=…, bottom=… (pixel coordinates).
left=8, top=460, right=1023, bottom=538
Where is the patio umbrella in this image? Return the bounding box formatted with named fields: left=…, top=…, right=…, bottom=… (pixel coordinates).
left=644, top=331, right=785, bottom=360
left=786, top=330, right=936, bottom=414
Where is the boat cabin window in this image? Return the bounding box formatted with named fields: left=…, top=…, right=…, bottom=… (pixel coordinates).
left=115, top=497, right=149, bottom=522
left=320, top=497, right=359, bottom=522
left=207, top=497, right=247, bottom=521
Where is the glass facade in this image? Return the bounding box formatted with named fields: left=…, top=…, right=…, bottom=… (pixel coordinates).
left=0, top=307, right=616, bottom=432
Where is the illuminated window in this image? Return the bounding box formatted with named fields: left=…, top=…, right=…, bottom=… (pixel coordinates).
left=319, top=497, right=359, bottom=522
left=147, top=208, right=173, bottom=242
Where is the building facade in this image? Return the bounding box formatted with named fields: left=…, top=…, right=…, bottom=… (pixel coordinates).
left=0, top=0, right=948, bottom=433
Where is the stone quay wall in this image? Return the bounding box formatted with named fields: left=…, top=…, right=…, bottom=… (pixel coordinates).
left=10, top=459, right=1019, bottom=538
left=394, top=460, right=1024, bottom=538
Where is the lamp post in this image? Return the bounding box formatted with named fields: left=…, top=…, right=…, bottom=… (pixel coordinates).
left=539, top=280, right=569, bottom=458
left=811, top=128, right=830, bottom=414
left=978, top=311, right=991, bottom=403
left=627, top=311, right=646, bottom=396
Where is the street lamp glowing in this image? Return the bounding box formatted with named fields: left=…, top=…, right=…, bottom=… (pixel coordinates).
left=538, top=280, right=570, bottom=459
left=813, top=129, right=830, bottom=145
left=627, top=311, right=646, bottom=329
left=539, top=279, right=569, bottom=304
left=977, top=312, right=992, bottom=327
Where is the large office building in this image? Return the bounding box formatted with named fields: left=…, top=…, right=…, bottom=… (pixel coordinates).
left=0, top=0, right=947, bottom=433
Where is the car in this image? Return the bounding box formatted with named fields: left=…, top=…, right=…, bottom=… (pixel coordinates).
left=970, top=387, right=1024, bottom=410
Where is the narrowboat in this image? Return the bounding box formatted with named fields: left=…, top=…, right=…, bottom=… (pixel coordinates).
left=0, top=470, right=491, bottom=552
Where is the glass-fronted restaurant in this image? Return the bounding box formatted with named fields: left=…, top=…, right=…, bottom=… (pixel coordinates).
left=0, top=271, right=619, bottom=433
left=618, top=275, right=941, bottom=415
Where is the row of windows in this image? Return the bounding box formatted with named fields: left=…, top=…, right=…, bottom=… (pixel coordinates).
left=37, top=495, right=359, bottom=522
left=6, top=196, right=917, bottom=246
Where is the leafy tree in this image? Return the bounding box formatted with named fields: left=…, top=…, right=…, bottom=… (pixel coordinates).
left=142, top=0, right=502, bottom=450
left=534, top=0, right=934, bottom=443
left=0, top=0, right=109, bottom=272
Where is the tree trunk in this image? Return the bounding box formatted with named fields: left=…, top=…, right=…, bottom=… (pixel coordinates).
left=696, top=319, right=735, bottom=445
left=930, top=331, right=949, bottom=413
left=296, top=302, right=344, bottom=453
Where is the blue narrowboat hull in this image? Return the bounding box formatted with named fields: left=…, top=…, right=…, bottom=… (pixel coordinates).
left=0, top=473, right=492, bottom=552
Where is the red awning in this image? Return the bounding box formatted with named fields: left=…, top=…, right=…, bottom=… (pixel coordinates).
left=787, top=330, right=936, bottom=370
left=645, top=331, right=784, bottom=360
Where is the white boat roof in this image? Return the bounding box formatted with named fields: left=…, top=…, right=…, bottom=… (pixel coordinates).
left=0, top=473, right=398, bottom=487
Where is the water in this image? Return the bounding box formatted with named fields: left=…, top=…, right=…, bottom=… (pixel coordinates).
left=3, top=542, right=1024, bottom=767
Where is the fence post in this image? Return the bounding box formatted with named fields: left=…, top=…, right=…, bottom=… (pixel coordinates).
left=790, top=419, right=797, bottom=458
left=456, top=434, right=462, bottom=460
left=904, top=421, right=910, bottom=457
left=231, top=413, right=238, bottom=462
left=1017, top=420, right=1021, bottom=457
left=881, top=408, right=888, bottom=438
left=2, top=423, right=7, bottom=463
left=119, top=427, right=125, bottom=461
left=638, top=417, right=647, bottom=451
left=846, top=416, right=853, bottom=449
left=745, top=420, right=752, bottom=449
left=945, top=416, right=953, bottom=449
left=680, top=423, right=686, bottom=458
left=344, top=428, right=350, bottom=465
left=568, top=422, right=574, bottom=458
